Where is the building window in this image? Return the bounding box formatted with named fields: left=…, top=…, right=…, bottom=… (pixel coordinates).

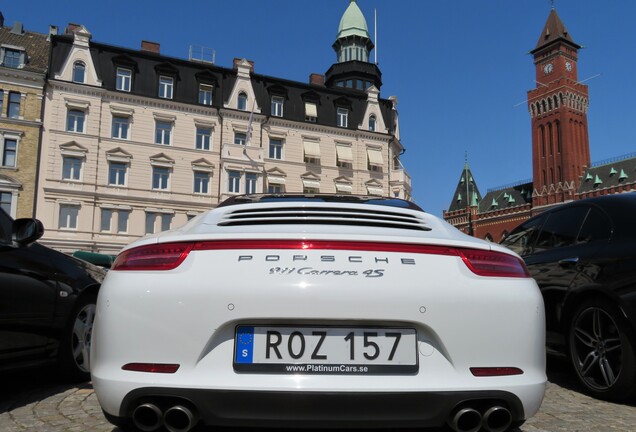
left=305, top=102, right=317, bottom=123
left=303, top=139, right=321, bottom=164
left=337, top=108, right=348, bottom=128
left=116, top=67, right=132, bottom=92
left=0, top=191, right=12, bottom=215
left=237, top=92, right=247, bottom=111
left=245, top=173, right=257, bottom=194
left=369, top=115, right=376, bottom=132
left=8, top=92, right=21, bottom=119
left=159, top=76, right=174, bottom=99
left=269, top=138, right=283, bottom=160
left=161, top=214, right=172, bottom=231
left=118, top=210, right=130, bottom=233
left=152, top=167, right=170, bottom=190
left=194, top=172, right=210, bottom=194
left=2, top=48, right=23, bottom=68
left=271, top=96, right=284, bottom=117
left=199, top=84, right=213, bottom=105
left=62, top=156, right=83, bottom=181
left=155, top=121, right=172, bottom=145
left=100, top=208, right=113, bottom=232
left=0, top=90, right=3, bottom=113
left=1, top=139, right=17, bottom=167
left=268, top=184, right=284, bottom=193
left=145, top=213, right=155, bottom=234
left=228, top=170, right=241, bottom=193
left=112, top=116, right=130, bottom=139
left=196, top=127, right=212, bottom=150
left=234, top=132, right=247, bottom=146
left=108, top=162, right=127, bottom=186
left=59, top=204, right=79, bottom=229
left=144, top=212, right=172, bottom=234
left=72, top=62, right=85, bottom=83
left=67, top=109, right=85, bottom=133
left=303, top=187, right=319, bottom=194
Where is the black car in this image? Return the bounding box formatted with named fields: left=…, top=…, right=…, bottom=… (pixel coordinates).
left=0, top=208, right=104, bottom=380
left=501, top=194, right=636, bottom=401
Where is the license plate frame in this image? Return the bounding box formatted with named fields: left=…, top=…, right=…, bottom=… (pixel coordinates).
left=233, top=325, right=418, bottom=375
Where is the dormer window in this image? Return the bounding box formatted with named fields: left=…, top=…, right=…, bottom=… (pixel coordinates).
left=238, top=92, right=248, bottom=111
left=1, top=47, right=25, bottom=69
left=116, top=67, right=132, bottom=92
left=199, top=84, right=213, bottom=105
left=73, top=62, right=85, bottom=83
left=271, top=96, right=284, bottom=117
left=369, top=115, right=376, bottom=132
left=159, top=76, right=174, bottom=99
left=337, top=108, right=348, bottom=128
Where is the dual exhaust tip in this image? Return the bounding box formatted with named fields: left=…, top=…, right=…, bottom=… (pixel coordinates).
left=449, top=405, right=512, bottom=432
left=133, top=402, right=197, bottom=432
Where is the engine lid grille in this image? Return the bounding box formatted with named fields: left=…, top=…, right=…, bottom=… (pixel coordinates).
left=217, top=206, right=431, bottom=231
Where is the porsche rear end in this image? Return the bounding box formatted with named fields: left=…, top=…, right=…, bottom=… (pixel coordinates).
left=91, top=197, right=545, bottom=432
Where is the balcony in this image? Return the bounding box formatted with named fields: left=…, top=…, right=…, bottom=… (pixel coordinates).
left=222, top=143, right=264, bottom=164
left=390, top=169, right=412, bottom=188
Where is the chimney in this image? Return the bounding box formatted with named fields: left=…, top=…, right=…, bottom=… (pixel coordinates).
left=65, top=23, right=80, bottom=34
left=309, top=73, right=325, bottom=86
left=10, top=21, right=24, bottom=35
left=141, top=40, right=160, bottom=54
left=48, top=25, right=58, bottom=40
left=233, top=58, right=254, bottom=72
left=0, top=12, right=4, bottom=28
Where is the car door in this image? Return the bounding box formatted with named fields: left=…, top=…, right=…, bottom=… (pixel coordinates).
left=0, top=211, right=58, bottom=365
left=523, top=205, right=606, bottom=352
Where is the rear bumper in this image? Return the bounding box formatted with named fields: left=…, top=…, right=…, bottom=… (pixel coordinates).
left=113, top=387, right=527, bottom=429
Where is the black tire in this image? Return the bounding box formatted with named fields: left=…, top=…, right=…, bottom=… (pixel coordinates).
left=58, top=293, right=97, bottom=381
left=568, top=298, right=636, bottom=401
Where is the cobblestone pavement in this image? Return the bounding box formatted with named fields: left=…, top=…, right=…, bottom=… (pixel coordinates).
left=1, top=359, right=635, bottom=432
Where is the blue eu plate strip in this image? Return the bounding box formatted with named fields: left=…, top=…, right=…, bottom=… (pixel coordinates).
left=235, top=326, right=254, bottom=364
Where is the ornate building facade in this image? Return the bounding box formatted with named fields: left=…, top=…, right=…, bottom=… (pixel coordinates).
left=444, top=8, right=636, bottom=241
left=36, top=0, right=411, bottom=253
left=0, top=15, right=49, bottom=218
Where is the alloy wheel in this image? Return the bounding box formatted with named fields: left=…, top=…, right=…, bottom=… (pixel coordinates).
left=72, top=303, right=96, bottom=373
left=570, top=306, right=623, bottom=391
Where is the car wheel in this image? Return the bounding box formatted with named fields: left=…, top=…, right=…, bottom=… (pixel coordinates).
left=59, top=293, right=97, bottom=381
left=568, top=299, right=636, bottom=401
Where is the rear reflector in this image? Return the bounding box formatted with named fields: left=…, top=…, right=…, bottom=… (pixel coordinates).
left=122, top=363, right=180, bottom=373
left=112, top=240, right=529, bottom=278
left=470, top=367, right=524, bottom=377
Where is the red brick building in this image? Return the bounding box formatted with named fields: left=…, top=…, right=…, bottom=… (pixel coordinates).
left=444, top=8, right=636, bottom=241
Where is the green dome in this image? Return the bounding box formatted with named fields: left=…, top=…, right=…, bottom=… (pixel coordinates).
left=337, top=0, right=370, bottom=40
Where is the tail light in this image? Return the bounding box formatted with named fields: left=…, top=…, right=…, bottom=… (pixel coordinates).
left=122, top=363, right=180, bottom=373
left=112, top=240, right=529, bottom=278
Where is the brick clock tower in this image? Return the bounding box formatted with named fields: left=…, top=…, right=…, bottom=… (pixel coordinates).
left=528, top=8, right=591, bottom=207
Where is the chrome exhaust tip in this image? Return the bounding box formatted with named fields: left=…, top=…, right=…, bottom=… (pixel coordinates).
left=482, top=405, right=513, bottom=432
left=132, top=403, right=163, bottom=432
left=163, top=404, right=198, bottom=432
left=449, top=407, right=482, bottom=432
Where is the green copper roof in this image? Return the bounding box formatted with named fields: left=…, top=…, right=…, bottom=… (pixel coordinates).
left=337, top=0, right=371, bottom=40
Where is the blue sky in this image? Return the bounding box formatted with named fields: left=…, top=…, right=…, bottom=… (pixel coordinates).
left=3, top=0, right=635, bottom=216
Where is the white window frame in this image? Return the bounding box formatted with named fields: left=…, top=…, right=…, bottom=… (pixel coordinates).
left=245, top=172, right=258, bottom=194
left=72, top=61, right=85, bottom=83
left=1, top=46, right=25, bottom=69
left=237, top=92, right=247, bottom=111
left=268, top=184, right=284, bottom=193
left=196, top=127, right=212, bottom=150
left=305, top=102, right=317, bottom=122
left=152, top=166, right=171, bottom=190
left=108, top=161, right=127, bottom=186
left=155, top=120, right=173, bottom=145
left=337, top=108, right=348, bottom=128
left=193, top=171, right=210, bottom=194
left=59, top=204, right=79, bottom=230
left=0, top=136, right=18, bottom=168
left=159, top=76, right=174, bottom=99
left=112, top=116, right=130, bottom=140
left=116, top=67, right=132, bottom=92
left=199, top=84, right=213, bottom=105
left=269, top=138, right=283, bottom=160
left=67, top=109, right=86, bottom=133
left=234, top=132, right=247, bottom=146
left=271, top=96, right=284, bottom=117
left=8, top=91, right=21, bottom=119
left=369, top=115, right=377, bottom=132
left=61, top=156, right=83, bottom=181
left=228, top=170, right=241, bottom=193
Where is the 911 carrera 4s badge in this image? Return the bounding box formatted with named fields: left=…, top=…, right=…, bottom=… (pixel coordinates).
left=269, top=267, right=385, bottom=277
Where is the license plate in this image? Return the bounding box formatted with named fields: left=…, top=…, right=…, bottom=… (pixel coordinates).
left=233, top=326, right=418, bottom=374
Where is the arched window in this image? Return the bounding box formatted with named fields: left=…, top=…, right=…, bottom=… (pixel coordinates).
left=484, top=234, right=494, bottom=242
left=542, top=100, right=547, bottom=113
left=72, top=62, right=85, bottom=83
left=548, top=98, right=553, bottom=110
left=553, top=95, right=559, bottom=108
left=539, top=125, right=546, bottom=157
left=237, top=92, right=247, bottom=111
left=368, top=115, right=376, bottom=132
left=548, top=122, right=553, bottom=155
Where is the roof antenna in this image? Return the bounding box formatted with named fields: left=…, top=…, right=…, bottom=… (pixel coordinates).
left=550, top=0, right=555, bottom=10
left=374, top=8, right=378, bottom=65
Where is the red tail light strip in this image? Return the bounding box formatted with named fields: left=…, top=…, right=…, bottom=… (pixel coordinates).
left=122, top=363, right=180, bottom=373
left=112, top=239, right=529, bottom=278
left=470, top=367, right=524, bottom=377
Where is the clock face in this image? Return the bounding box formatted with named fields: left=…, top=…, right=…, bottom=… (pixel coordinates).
left=566, top=61, right=573, bottom=71
left=543, top=63, right=554, bottom=74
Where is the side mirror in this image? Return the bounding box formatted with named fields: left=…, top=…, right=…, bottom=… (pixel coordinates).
left=12, top=218, right=45, bottom=246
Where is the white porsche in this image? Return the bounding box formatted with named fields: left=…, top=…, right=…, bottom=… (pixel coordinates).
left=91, top=194, right=546, bottom=432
